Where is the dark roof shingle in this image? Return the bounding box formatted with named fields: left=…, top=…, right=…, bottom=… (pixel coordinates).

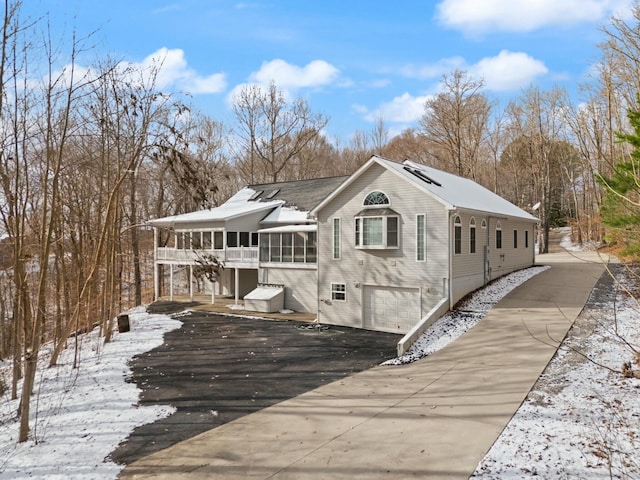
left=248, top=176, right=349, bottom=212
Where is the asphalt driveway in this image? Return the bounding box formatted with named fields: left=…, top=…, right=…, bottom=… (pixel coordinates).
left=110, top=303, right=399, bottom=465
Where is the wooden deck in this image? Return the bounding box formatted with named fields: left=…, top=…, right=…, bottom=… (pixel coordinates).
left=155, top=294, right=318, bottom=323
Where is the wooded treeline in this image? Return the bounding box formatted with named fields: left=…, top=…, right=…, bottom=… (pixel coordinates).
left=0, top=0, right=639, bottom=442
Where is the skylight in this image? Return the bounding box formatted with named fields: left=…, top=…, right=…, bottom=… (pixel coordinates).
left=265, top=189, right=280, bottom=199
left=402, top=166, right=442, bottom=187
left=249, top=190, right=263, bottom=200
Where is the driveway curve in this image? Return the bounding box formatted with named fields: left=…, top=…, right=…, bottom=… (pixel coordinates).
left=120, top=251, right=610, bottom=480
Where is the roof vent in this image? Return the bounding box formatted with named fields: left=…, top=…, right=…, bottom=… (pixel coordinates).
left=402, top=166, right=442, bottom=187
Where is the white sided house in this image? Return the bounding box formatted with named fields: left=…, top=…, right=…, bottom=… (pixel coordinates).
left=310, top=156, right=537, bottom=352
left=148, top=155, right=538, bottom=353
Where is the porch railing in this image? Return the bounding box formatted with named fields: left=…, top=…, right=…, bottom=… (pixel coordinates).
left=156, top=247, right=259, bottom=265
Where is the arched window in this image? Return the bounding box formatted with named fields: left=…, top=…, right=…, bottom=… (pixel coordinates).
left=356, top=191, right=398, bottom=249
left=363, top=191, right=390, bottom=206
left=454, top=216, right=462, bottom=255
left=469, top=217, right=476, bottom=254
left=481, top=218, right=487, bottom=229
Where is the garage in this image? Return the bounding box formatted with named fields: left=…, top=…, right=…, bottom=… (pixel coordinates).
left=363, top=286, right=421, bottom=333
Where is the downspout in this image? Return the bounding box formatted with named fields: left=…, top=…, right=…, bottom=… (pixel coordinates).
left=169, top=266, right=174, bottom=301
left=448, top=208, right=456, bottom=310
left=486, top=216, right=491, bottom=285
left=189, top=265, right=194, bottom=302
left=153, top=227, right=159, bottom=301
left=234, top=267, right=240, bottom=305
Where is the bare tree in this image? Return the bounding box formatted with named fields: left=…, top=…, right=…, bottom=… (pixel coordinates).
left=379, top=128, right=430, bottom=164
left=419, top=69, right=493, bottom=180
left=502, top=86, right=570, bottom=254
left=232, top=82, right=329, bottom=183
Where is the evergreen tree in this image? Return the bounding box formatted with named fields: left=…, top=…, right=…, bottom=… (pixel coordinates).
left=599, top=99, right=640, bottom=257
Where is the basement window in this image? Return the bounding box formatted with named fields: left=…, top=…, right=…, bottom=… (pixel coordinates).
left=331, top=283, right=346, bottom=302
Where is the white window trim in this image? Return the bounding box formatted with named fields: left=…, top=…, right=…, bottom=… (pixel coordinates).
left=454, top=215, right=462, bottom=255
left=331, top=282, right=347, bottom=302
left=469, top=217, right=476, bottom=255
left=332, top=217, right=341, bottom=259
left=416, top=214, right=426, bottom=262
left=354, top=215, right=399, bottom=249
left=363, top=190, right=391, bottom=207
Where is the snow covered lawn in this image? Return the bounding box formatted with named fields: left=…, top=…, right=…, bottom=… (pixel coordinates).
left=0, top=308, right=181, bottom=479
left=471, top=263, right=640, bottom=479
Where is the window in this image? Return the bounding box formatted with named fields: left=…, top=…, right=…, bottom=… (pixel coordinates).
left=293, top=232, right=305, bottom=263
left=202, top=231, right=212, bottom=249
left=387, top=217, right=399, bottom=247
left=525, top=230, right=529, bottom=249
left=496, top=221, right=502, bottom=249
left=331, top=283, right=346, bottom=302
left=363, top=217, right=382, bottom=244
left=417, top=214, right=426, bottom=261
left=192, top=232, right=202, bottom=250
left=214, top=231, right=224, bottom=249
left=239, top=231, right=251, bottom=247
left=227, top=231, right=238, bottom=248
left=363, top=191, right=390, bottom=206
left=513, top=229, right=518, bottom=249
left=306, top=232, right=317, bottom=263
left=176, top=232, right=188, bottom=249
left=265, top=189, right=280, bottom=199
left=470, top=218, right=476, bottom=254
left=333, top=218, right=341, bottom=259
left=481, top=218, right=487, bottom=229
left=260, top=233, right=269, bottom=262
left=281, top=233, right=293, bottom=262
left=259, top=232, right=317, bottom=264
left=454, top=216, right=462, bottom=255
left=251, top=232, right=259, bottom=247
left=270, top=233, right=281, bottom=262
left=355, top=216, right=399, bottom=248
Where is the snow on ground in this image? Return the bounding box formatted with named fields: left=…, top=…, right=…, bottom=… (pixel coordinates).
left=0, top=229, right=636, bottom=479
left=383, top=265, right=550, bottom=365
left=0, top=308, right=181, bottom=479
left=471, top=263, right=640, bottom=479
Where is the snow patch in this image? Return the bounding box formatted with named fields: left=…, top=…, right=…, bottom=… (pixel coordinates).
left=0, top=309, right=181, bottom=479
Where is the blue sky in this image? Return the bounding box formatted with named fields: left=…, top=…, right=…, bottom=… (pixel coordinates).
left=22, top=0, right=634, bottom=142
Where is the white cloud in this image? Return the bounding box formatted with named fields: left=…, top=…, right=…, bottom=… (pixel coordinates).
left=436, top=0, right=634, bottom=33
left=471, top=50, right=548, bottom=91
left=249, top=59, right=340, bottom=88
left=227, top=59, right=341, bottom=107
left=399, top=50, right=548, bottom=92
left=356, top=92, right=431, bottom=124
left=140, top=48, right=226, bottom=94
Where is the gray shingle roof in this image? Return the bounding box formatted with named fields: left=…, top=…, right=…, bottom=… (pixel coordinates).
left=248, top=176, right=349, bottom=212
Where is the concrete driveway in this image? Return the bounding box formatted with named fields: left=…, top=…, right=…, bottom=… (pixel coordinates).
left=119, top=251, right=610, bottom=479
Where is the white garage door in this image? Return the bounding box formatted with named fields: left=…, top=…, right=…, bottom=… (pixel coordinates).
left=363, top=286, right=420, bottom=333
